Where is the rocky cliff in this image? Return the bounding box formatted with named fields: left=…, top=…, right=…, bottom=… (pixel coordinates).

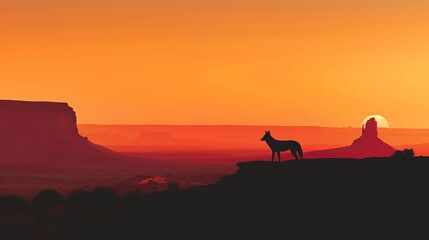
left=307, top=117, right=396, bottom=158
left=0, top=100, right=78, bottom=135
left=0, top=100, right=117, bottom=165
left=0, top=100, right=82, bottom=148
left=4, top=158, right=427, bottom=240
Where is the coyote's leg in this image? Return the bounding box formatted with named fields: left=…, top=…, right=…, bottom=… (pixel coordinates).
left=271, top=151, right=275, bottom=161
left=277, top=151, right=281, bottom=162
left=291, top=150, right=299, bottom=160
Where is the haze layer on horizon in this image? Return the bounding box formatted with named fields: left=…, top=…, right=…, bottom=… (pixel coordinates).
left=2, top=0, right=429, bottom=128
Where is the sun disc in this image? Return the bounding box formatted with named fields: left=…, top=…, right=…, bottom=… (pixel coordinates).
left=362, top=115, right=389, bottom=128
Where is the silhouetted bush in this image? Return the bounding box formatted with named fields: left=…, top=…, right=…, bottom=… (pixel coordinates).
left=0, top=195, right=29, bottom=214
left=30, top=189, right=64, bottom=213
left=121, top=191, right=145, bottom=208
left=67, top=189, right=92, bottom=210
left=66, top=187, right=117, bottom=213
left=392, top=148, right=415, bottom=160
left=5, top=159, right=429, bottom=240
left=90, top=187, right=117, bottom=211
left=92, top=186, right=116, bottom=198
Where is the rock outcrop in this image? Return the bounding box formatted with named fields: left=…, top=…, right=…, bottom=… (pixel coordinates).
left=0, top=100, right=118, bottom=166
left=307, top=117, right=396, bottom=158
left=0, top=100, right=78, bottom=134
left=5, top=158, right=428, bottom=240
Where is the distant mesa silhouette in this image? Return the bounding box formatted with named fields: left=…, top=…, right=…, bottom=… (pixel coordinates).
left=128, top=131, right=220, bottom=148
left=0, top=100, right=119, bottom=167
left=307, top=117, right=396, bottom=158
left=261, top=130, right=303, bottom=161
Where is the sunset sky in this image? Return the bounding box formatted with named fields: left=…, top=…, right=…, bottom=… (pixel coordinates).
left=1, top=0, right=429, bottom=128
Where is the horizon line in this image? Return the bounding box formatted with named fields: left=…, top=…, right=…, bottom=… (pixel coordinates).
left=76, top=123, right=429, bottom=130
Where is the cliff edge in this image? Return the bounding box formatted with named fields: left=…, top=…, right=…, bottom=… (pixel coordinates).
left=0, top=100, right=118, bottom=166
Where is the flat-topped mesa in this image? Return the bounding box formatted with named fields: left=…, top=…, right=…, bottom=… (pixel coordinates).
left=0, top=100, right=120, bottom=167
left=0, top=100, right=94, bottom=154
left=0, top=100, right=79, bottom=137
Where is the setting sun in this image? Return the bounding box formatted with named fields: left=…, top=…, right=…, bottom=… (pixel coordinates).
left=1, top=0, right=429, bottom=127
left=2, top=1, right=429, bottom=239
left=362, top=115, right=389, bottom=128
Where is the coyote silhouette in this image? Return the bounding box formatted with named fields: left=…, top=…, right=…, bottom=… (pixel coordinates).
left=260, top=131, right=303, bottom=161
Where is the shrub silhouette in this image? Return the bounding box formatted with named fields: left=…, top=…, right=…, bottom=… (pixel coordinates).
left=5, top=158, right=429, bottom=240
left=90, top=187, right=117, bottom=211
left=0, top=195, right=29, bottom=214
left=66, top=187, right=117, bottom=213
left=30, top=189, right=64, bottom=213
left=392, top=148, right=415, bottom=160
left=67, top=189, right=92, bottom=210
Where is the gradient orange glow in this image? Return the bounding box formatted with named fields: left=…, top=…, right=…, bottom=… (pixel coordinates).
left=2, top=0, right=429, bottom=127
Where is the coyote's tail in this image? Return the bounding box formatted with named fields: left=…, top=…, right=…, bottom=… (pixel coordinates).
left=297, top=145, right=303, bottom=159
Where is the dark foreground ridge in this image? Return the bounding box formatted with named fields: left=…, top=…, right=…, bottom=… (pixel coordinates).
left=1, top=157, right=429, bottom=240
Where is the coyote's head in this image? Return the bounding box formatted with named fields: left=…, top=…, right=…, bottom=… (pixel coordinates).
left=260, top=131, right=271, bottom=141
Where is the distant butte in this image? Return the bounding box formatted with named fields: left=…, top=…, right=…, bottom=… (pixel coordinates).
left=306, top=117, right=396, bottom=158
left=0, top=100, right=119, bottom=167
left=0, top=100, right=80, bottom=141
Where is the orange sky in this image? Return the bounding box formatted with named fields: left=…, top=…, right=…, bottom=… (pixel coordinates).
left=1, top=0, right=429, bottom=128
